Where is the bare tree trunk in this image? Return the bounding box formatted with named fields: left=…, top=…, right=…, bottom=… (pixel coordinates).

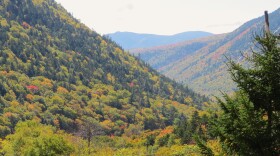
left=264, top=11, right=270, bottom=35
left=88, top=132, right=92, bottom=155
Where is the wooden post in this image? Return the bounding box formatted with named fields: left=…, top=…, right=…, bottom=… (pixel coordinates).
left=264, top=11, right=270, bottom=35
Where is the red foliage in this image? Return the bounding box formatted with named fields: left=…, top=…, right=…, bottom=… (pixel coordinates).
left=129, top=82, right=134, bottom=87
left=22, top=22, right=31, bottom=29
left=26, top=85, right=39, bottom=92
left=212, top=24, right=256, bottom=60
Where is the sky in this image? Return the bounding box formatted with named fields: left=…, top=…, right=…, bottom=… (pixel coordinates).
left=54, top=0, right=280, bottom=35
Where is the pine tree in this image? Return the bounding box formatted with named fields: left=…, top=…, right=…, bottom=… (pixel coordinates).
left=194, top=135, right=214, bottom=156
left=215, top=33, right=280, bottom=155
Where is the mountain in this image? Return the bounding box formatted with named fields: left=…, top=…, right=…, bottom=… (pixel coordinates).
left=131, top=8, right=280, bottom=96
left=106, top=31, right=213, bottom=50
left=0, top=0, right=209, bottom=142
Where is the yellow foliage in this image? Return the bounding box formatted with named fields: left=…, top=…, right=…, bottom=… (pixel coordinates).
left=151, top=75, right=159, bottom=83
left=94, top=147, right=115, bottom=156
left=26, top=94, right=34, bottom=101
left=32, top=116, right=41, bottom=123
left=184, top=96, right=193, bottom=104
left=10, top=101, right=19, bottom=107
left=207, top=140, right=224, bottom=155
left=91, top=93, right=100, bottom=99
left=57, top=86, right=69, bottom=94
left=32, top=0, right=44, bottom=5
left=114, top=147, right=146, bottom=156
left=114, top=47, right=122, bottom=54
left=52, top=95, right=65, bottom=105
left=61, top=66, right=68, bottom=73
left=0, top=121, right=87, bottom=155
left=100, top=40, right=107, bottom=47
left=263, top=114, right=268, bottom=121
left=107, top=73, right=116, bottom=84
left=198, top=111, right=209, bottom=117
left=40, top=78, right=53, bottom=88
left=155, top=145, right=200, bottom=156
left=101, top=120, right=114, bottom=131
left=0, top=18, right=8, bottom=27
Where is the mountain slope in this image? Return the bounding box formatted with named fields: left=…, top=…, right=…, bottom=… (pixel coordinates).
left=106, top=31, right=213, bottom=50
left=0, top=0, right=209, bottom=138
left=131, top=8, right=280, bottom=96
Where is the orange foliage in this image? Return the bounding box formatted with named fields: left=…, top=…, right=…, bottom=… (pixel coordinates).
left=26, top=94, right=34, bottom=101
left=0, top=71, right=8, bottom=75
left=57, top=86, right=69, bottom=94
left=40, top=78, right=53, bottom=88
left=4, top=112, right=12, bottom=118
left=53, top=119, right=60, bottom=128
left=28, top=104, right=35, bottom=110
left=158, top=126, right=173, bottom=137
left=22, top=21, right=31, bottom=29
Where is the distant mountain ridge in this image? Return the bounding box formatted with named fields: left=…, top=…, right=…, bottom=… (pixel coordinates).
left=130, top=8, right=280, bottom=96
left=106, top=31, right=213, bottom=50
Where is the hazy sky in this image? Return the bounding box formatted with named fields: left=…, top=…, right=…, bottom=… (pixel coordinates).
left=55, top=0, right=280, bottom=35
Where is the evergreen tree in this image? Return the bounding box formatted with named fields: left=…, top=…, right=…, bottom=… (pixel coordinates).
left=215, top=33, right=280, bottom=155
left=174, top=114, right=192, bottom=144
left=194, top=135, right=214, bottom=156
left=190, top=110, right=200, bottom=133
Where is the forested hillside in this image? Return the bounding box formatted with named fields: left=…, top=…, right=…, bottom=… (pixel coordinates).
left=0, top=0, right=213, bottom=154
left=131, top=8, right=280, bottom=96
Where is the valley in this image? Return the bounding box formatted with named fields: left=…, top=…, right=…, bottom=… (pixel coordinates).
left=123, top=9, right=280, bottom=96
left=0, top=0, right=279, bottom=155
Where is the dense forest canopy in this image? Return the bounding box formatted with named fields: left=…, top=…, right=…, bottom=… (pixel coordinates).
left=0, top=1, right=214, bottom=154
left=2, top=0, right=278, bottom=155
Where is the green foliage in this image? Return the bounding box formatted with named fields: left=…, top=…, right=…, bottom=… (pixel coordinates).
left=173, top=111, right=211, bottom=145
left=174, top=114, right=192, bottom=144
left=215, top=34, right=280, bottom=155
left=0, top=0, right=213, bottom=155
left=78, top=116, right=104, bottom=155
left=194, top=135, right=214, bottom=156
left=214, top=93, right=268, bottom=155
left=144, top=134, right=156, bottom=147
left=157, top=134, right=170, bottom=147
left=0, top=120, right=74, bottom=156
left=0, top=0, right=208, bottom=140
